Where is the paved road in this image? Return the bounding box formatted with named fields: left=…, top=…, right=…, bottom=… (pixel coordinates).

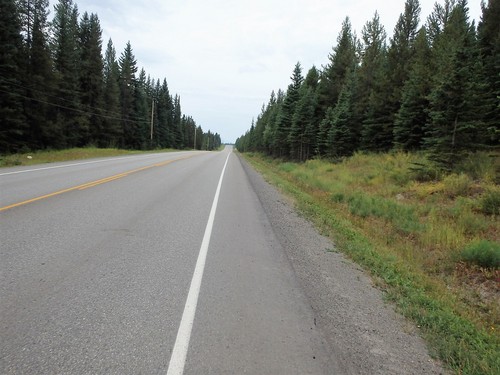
left=0, top=147, right=340, bottom=374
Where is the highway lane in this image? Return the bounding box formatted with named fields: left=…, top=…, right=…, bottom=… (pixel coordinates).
left=0, top=146, right=339, bottom=374
left=0, top=150, right=206, bottom=209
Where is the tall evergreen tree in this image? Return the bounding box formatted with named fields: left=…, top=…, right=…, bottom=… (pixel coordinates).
left=52, top=0, right=86, bottom=147
left=477, top=0, right=500, bottom=146
left=289, top=66, right=319, bottom=160
left=171, top=94, right=182, bottom=148
left=22, top=0, right=54, bottom=149
left=358, top=12, right=391, bottom=151
left=79, top=12, right=103, bottom=145
left=156, top=79, right=172, bottom=148
left=0, top=0, right=27, bottom=153
left=386, top=0, right=421, bottom=136
left=326, top=69, right=358, bottom=157
left=118, top=41, right=138, bottom=148
left=318, top=17, right=359, bottom=115
left=261, top=90, right=281, bottom=154
left=134, top=67, right=149, bottom=149
left=394, top=27, right=432, bottom=150
left=424, top=0, right=481, bottom=169
left=101, top=38, right=121, bottom=146
left=274, top=62, right=303, bottom=157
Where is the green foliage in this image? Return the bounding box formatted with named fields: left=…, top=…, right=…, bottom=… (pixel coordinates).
left=0, top=0, right=219, bottom=154
left=442, top=173, right=473, bottom=198
left=244, top=153, right=500, bottom=374
left=461, top=240, right=500, bottom=268
left=480, top=189, right=500, bottom=216
left=237, top=0, right=498, bottom=182
left=346, top=193, right=423, bottom=234
left=0, top=0, right=27, bottom=153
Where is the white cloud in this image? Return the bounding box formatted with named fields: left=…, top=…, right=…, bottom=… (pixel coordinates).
left=50, top=0, right=483, bottom=143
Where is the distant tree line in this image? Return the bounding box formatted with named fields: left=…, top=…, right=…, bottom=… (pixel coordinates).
left=0, top=0, right=221, bottom=154
left=235, top=0, right=499, bottom=170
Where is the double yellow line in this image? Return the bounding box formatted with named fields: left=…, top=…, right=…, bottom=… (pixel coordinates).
left=0, top=156, right=190, bottom=212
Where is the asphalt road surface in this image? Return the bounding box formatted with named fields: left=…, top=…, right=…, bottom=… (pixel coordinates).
left=0, top=146, right=443, bottom=374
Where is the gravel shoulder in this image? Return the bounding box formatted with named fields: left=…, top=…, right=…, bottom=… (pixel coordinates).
left=238, top=154, right=447, bottom=375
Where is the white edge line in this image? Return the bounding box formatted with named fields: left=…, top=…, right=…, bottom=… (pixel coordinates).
left=166, top=151, right=231, bottom=375
left=0, top=152, right=194, bottom=176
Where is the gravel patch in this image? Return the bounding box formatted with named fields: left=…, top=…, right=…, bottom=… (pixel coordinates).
left=239, top=154, right=446, bottom=375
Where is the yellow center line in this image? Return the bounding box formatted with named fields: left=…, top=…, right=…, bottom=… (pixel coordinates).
left=0, top=155, right=195, bottom=212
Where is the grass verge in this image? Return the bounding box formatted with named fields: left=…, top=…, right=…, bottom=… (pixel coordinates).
left=0, top=147, right=175, bottom=168
left=242, top=151, right=499, bottom=375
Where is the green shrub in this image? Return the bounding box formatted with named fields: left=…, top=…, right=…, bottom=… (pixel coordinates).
left=442, top=173, right=473, bottom=198
left=346, top=193, right=423, bottom=234
left=330, top=193, right=345, bottom=203
left=461, top=240, right=500, bottom=268
left=480, top=189, right=500, bottom=216
left=409, top=161, right=441, bottom=182
left=279, top=162, right=297, bottom=173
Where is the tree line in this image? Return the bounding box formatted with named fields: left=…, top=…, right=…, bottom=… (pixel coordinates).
left=0, top=0, right=221, bottom=154
left=235, top=0, right=498, bottom=170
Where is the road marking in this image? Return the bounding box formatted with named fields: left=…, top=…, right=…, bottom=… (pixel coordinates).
left=0, top=156, right=192, bottom=212
left=167, top=151, right=231, bottom=375
left=0, top=153, right=173, bottom=176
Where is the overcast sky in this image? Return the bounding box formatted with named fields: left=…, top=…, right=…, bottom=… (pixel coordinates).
left=51, top=0, right=483, bottom=143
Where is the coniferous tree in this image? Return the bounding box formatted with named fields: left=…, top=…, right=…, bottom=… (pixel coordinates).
left=102, top=38, right=121, bottom=146
left=426, top=0, right=458, bottom=46
left=424, top=0, right=481, bottom=169
left=326, top=69, right=357, bottom=157
left=118, top=41, right=138, bottom=148
left=79, top=12, right=104, bottom=145
left=171, top=94, right=182, bottom=148
left=156, top=79, right=172, bottom=148
left=477, top=0, right=500, bottom=146
left=289, top=66, right=319, bottom=160
left=275, top=62, right=303, bottom=157
left=358, top=12, right=391, bottom=151
left=262, top=90, right=282, bottom=154
left=386, top=0, right=421, bottom=137
left=52, top=0, right=86, bottom=147
left=394, top=27, right=432, bottom=150
left=0, top=0, right=27, bottom=153
left=23, top=0, right=54, bottom=149
left=318, top=17, right=358, bottom=115
left=134, top=68, right=149, bottom=149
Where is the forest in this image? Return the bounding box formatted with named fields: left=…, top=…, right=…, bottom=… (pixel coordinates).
left=0, top=0, right=221, bottom=154
left=235, top=0, right=499, bottom=171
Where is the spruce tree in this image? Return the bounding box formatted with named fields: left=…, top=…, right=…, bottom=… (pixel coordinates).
left=326, top=69, right=357, bottom=157
left=262, top=90, right=282, bottom=154
left=156, top=79, right=172, bottom=148
left=79, top=12, right=104, bottom=146
left=275, top=62, right=303, bottom=157
left=102, top=38, right=121, bottom=146
left=358, top=12, right=391, bottom=151
left=424, top=0, right=481, bottom=169
left=0, top=0, right=27, bottom=153
left=134, top=68, right=149, bottom=149
left=52, top=0, right=86, bottom=147
left=386, top=0, right=421, bottom=140
left=171, top=94, right=182, bottom=148
left=394, top=27, right=432, bottom=150
left=289, top=67, right=319, bottom=160
left=23, top=0, right=54, bottom=149
left=317, top=17, right=358, bottom=115
left=118, top=41, right=138, bottom=148
left=477, top=0, right=500, bottom=146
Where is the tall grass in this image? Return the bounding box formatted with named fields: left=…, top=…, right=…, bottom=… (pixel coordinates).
left=243, top=151, right=500, bottom=374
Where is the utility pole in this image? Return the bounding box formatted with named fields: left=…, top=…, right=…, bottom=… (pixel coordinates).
left=194, top=126, right=197, bottom=150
